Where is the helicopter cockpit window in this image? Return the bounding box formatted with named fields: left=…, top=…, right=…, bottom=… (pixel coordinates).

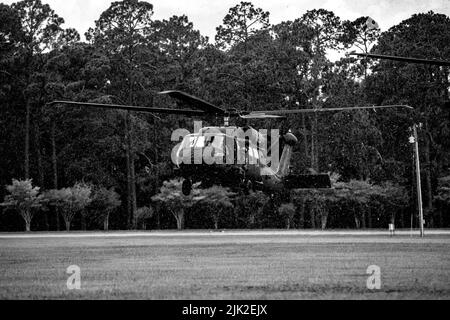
left=180, top=135, right=206, bottom=151
left=211, top=136, right=224, bottom=149
left=247, top=146, right=259, bottom=164
left=249, top=147, right=259, bottom=159
left=205, top=136, right=214, bottom=146
left=194, top=136, right=206, bottom=148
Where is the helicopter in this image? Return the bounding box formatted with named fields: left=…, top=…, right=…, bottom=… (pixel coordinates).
left=49, top=90, right=413, bottom=195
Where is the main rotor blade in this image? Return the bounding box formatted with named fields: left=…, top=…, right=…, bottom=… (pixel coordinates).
left=159, top=90, right=226, bottom=115
left=47, top=101, right=206, bottom=116
left=240, top=114, right=286, bottom=119
left=243, top=105, right=413, bottom=116
left=350, top=52, right=450, bottom=67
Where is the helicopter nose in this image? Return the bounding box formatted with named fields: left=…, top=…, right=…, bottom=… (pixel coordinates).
left=283, top=132, right=298, bottom=146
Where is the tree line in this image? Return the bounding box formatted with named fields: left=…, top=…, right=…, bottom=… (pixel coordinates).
left=0, top=0, right=449, bottom=231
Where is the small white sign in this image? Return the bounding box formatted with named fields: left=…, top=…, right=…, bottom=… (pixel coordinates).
left=66, top=265, right=81, bottom=290
left=366, top=265, right=381, bottom=290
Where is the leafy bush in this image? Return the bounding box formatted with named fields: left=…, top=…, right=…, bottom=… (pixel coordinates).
left=88, top=187, right=121, bottom=230
left=1, top=179, right=43, bottom=231
left=136, top=206, right=154, bottom=230
left=278, top=203, right=296, bottom=229
left=195, top=186, right=235, bottom=229
left=44, top=183, right=92, bottom=231
left=152, top=179, right=203, bottom=230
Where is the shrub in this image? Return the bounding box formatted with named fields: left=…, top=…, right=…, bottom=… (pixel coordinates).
left=44, top=183, right=92, bottom=231
left=88, top=187, right=121, bottom=231
left=279, top=203, right=296, bottom=229
left=1, top=179, right=43, bottom=232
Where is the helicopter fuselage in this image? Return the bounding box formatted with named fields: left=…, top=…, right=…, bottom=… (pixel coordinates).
left=171, top=126, right=330, bottom=195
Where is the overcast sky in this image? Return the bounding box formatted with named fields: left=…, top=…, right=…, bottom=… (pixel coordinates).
left=1, top=0, right=449, bottom=42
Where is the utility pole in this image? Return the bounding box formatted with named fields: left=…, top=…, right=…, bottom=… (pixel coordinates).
left=410, top=123, right=424, bottom=237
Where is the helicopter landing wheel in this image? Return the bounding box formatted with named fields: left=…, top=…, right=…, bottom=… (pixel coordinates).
left=182, top=179, right=192, bottom=196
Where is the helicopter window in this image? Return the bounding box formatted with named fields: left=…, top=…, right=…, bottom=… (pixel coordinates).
left=248, top=146, right=258, bottom=159
left=212, top=136, right=225, bottom=157
left=205, top=136, right=215, bottom=146
left=194, top=136, right=206, bottom=148
left=211, top=136, right=224, bottom=149
left=185, top=136, right=196, bottom=148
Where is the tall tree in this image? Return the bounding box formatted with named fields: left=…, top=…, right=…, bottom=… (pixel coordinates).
left=299, top=9, right=343, bottom=171
left=271, top=20, right=315, bottom=167
left=215, top=1, right=269, bottom=52
left=87, top=0, right=154, bottom=229
left=0, top=4, right=25, bottom=201
left=152, top=15, right=208, bottom=91
left=341, top=16, right=381, bottom=78
left=151, top=179, right=204, bottom=230
left=366, top=11, right=450, bottom=225
left=11, top=0, right=66, bottom=180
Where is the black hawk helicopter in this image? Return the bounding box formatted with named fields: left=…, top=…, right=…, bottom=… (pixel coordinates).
left=49, top=90, right=412, bottom=195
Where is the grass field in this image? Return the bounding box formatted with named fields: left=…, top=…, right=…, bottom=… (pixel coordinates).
left=1, top=230, right=449, bottom=299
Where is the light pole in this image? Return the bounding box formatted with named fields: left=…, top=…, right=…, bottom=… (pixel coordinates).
left=409, top=123, right=424, bottom=237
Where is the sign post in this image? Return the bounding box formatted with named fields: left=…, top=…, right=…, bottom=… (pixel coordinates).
left=410, top=124, right=425, bottom=237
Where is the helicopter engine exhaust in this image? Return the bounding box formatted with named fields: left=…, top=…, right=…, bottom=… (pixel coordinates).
left=277, top=132, right=298, bottom=177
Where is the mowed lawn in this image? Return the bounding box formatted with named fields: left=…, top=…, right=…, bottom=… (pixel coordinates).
left=0, top=231, right=450, bottom=299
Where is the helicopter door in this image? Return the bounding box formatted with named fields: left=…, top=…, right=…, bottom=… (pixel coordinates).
left=211, top=136, right=225, bottom=164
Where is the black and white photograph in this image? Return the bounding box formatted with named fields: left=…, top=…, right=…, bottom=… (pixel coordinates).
left=0, top=0, right=449, bottom=304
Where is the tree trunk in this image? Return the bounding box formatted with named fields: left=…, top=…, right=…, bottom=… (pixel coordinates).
left=310, top=115, right=316, bottom=170
left=34, top=124, right=45, bottom=187
left=65, top=219, right=71, bottom=231
left=25, top=220, right=31, bottom=232
left=367, top=207, right=372, bottom=229
left=354, top=207, right=360, bottom=229
left=176, top=210, right=185, bottom=230
left=104, top=213, right=109, bottom=231
left=81, top=212, right=86, bottom=231
left=156, top=204, right=160, bottom=230
left=321, top=211, right=328, bottom=230
left=130, top=150, right=137, bottom=229
left=153, top=116, right=158, bottom=163
left=51, top=121, right=60, bottom=231
left=127, top=63, right=138, bottom=230
left=124, top=111, right=137, bottom=230
left=214, top=218, right=219, bottom=230
left=298, top=199, right=305, bottom=229
left=423, top=123, right=434, bottom=227
left=313, top=113, right=319, bottom=171
left=361, top=209, right=366, bottom=229
left=213, top=205, right=219, bottom=230
left=310, top=206, right=316, bottom=229
left=354, top=216, right=360, bottom=229
left=125, top=112, right=133, bottom=229
left=34, top=123, right=48, bottom=231
left=309, top=99, right=320, bottom=172
left=24, top=100, right=30, bottom=179
left=55, top=210, right=60, bottom=231
left=301, top=114, right=309, bottom=160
